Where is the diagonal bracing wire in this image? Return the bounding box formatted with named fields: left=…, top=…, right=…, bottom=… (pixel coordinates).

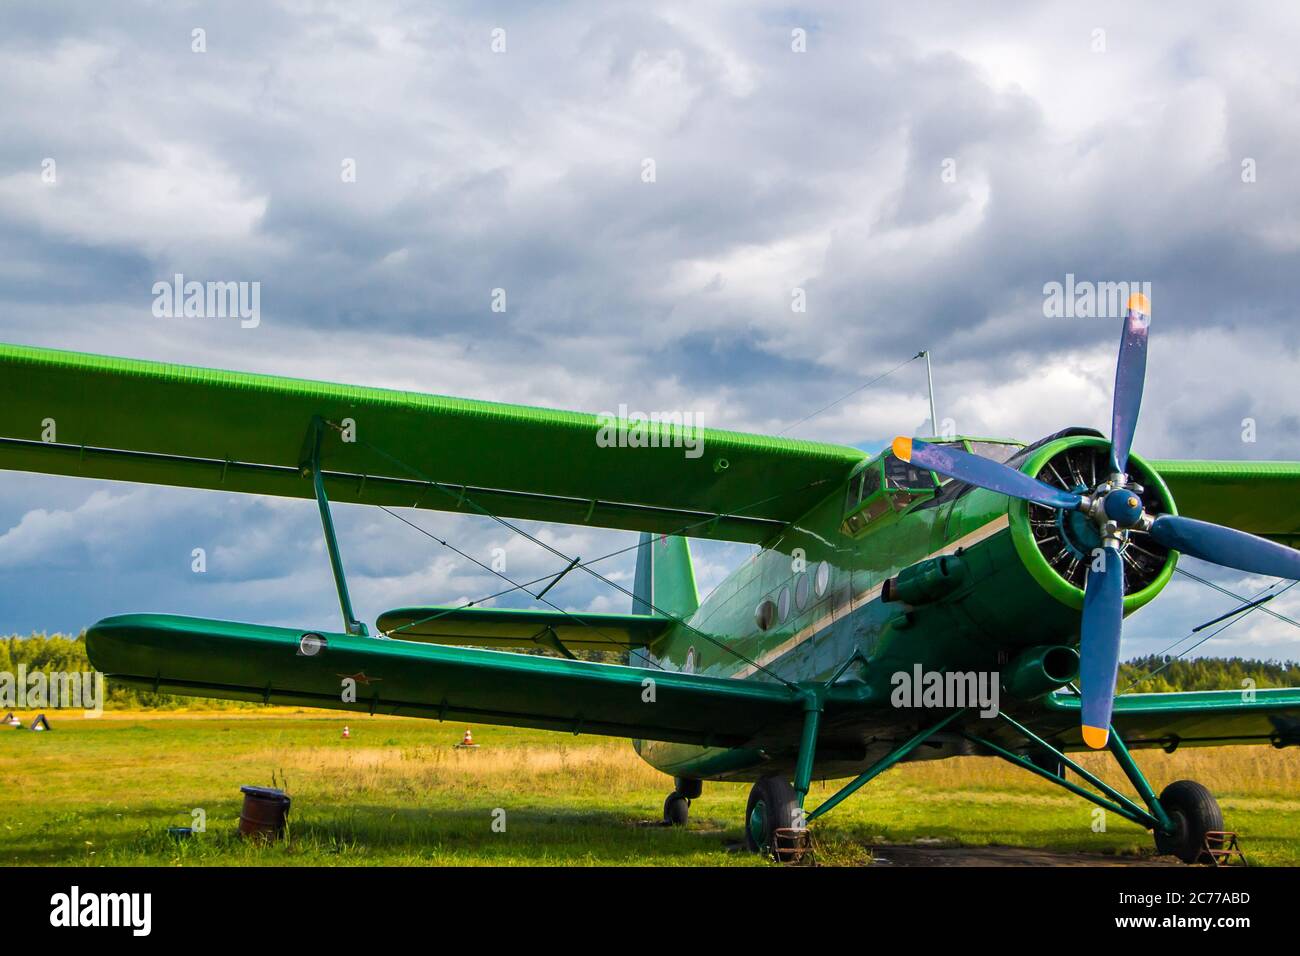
left=1120, top=578, right=1299, bottom=693
left=344, top=426, right=818, bottom=690
left=377, top=505, right=661, bottom=663
left=381, top=483, right=804, bottom=637
left=1174, top=566, right=1300, bottom=631
left=775, top=353, right=922, bottom=436
left=376, top=473, right=818, bottom=643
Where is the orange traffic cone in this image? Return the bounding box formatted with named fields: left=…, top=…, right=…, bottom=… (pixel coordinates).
left=342, top=725, right=351, bottom=739
left=454, top=728, right=480, bottom=749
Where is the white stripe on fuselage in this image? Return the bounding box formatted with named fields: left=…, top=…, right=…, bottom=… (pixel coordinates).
left=728, top=514, right=1010, bottom=680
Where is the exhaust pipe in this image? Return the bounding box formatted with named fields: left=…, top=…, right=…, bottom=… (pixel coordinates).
left=1001, top=644, right=1079, bottom=699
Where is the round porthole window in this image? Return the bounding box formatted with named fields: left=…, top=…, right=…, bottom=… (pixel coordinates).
left=298, top=632, right=327, bottom=657
left=777, top=586, right=791, bottom=623
left=815, top=561, right=831, bottom=597
left=754, top=598, right=778, bottom=631
left=794, top=573, right=810, bottom=611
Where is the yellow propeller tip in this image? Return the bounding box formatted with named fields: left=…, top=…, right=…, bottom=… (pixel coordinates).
left=892, top=436, right=913, bottom=462
left=1081, top=725, right=1110, bottom=749
left=1126, top=292, right=1151, bottom=316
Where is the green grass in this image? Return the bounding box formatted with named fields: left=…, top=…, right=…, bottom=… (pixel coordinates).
left=2, top=711, right=1297, bottom=866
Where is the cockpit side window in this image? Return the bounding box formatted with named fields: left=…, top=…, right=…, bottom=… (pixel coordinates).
left=881, top=452, right=937, bottom=511
left=841, top=459, right=889, bottom=536
left=883, top=455, right=933, bottom=491
left=860, top=461, right=883, bottom=499
left=844, top=472, right=863, bottom=514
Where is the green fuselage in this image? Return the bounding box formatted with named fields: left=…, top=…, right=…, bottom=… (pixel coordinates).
left=635, top=434, right=1178, bottom=781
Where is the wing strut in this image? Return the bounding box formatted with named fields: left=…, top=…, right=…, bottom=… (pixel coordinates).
left=300, top=416, right=368, bottom=636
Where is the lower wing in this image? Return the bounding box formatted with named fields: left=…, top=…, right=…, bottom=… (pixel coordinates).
left=87, top=614, right=817, bottom=748
left=1033, top=688, right=1300, bottom=751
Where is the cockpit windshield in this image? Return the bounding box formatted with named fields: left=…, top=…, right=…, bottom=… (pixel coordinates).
left=965, top=441, right=1020, bottom=464
left=927, top=439, right=1021, bottom=484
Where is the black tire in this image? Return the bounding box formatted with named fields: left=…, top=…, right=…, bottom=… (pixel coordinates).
left=674, top=777, right=703, bottom=800
left=744, top=776, right=799, bottom=857
left=1154, top=780, right=1223, bottom=864
left=663, top=792, right=690, bottom=826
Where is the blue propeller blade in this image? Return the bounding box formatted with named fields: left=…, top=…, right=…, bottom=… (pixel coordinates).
left=1079, top=543, right=1125, bottom=748
left=1109, top=293, right=1151, bottom=475
left=893, top=437, right=1082, bottom=511
left=1148, top=515, right=1300, bottom=580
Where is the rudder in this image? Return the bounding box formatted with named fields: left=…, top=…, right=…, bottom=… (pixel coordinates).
left=631, top=532, right=699, bottom=621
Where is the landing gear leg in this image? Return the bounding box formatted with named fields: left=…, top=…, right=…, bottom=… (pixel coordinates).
left=744, top=691, right=823, bottom=859
left=675, top=776, right=703, bottom=800
left=966, top=714, right=1229, bottom=865
left=1105, top=728, right=1225, bottom=863
left=745, top=777, right=799, bottom=854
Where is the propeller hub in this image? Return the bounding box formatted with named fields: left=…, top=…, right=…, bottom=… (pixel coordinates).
left=1102, top=488, right=1145, bottom=528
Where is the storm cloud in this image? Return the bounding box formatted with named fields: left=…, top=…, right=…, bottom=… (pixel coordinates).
left=1, top=1, right=1297, bottom=661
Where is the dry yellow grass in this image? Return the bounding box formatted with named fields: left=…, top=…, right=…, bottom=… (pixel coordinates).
left=246, top=732, right=1300, bottom=801
left=259, top=740, right=668, bottom=797
left=890, top=743, right=1300, bottom=800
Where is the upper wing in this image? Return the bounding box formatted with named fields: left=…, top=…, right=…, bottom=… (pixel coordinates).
left=86, top=613, right=806, bottom=747
left=1024, top=688, right=1300, bottom=751
left=0, top=343, right=862, bottom=544
left=1150, top=459, right=1300, bottom=545
left=376, top=605, right=671, bottom=653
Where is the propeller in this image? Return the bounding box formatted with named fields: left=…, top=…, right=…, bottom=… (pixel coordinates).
left=893, top=292, right=1298, bottom=747
left=1079, top=544, right=1124, bottom=749
left=1109, top=297, right=1150, bottom=475
left=1146, top=515, right=1300, bottom=580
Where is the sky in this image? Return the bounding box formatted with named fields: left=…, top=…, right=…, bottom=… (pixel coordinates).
left=1, top=1, right=1299, bottom=664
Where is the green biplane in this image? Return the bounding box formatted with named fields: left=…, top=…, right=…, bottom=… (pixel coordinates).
left=3, top=295, right=1299, bottom=862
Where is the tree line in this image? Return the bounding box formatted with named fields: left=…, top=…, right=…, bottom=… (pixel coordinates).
left=3, top=632, right=1299, bottom=710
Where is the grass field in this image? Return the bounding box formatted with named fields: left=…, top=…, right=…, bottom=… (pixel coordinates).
left=2, top=710, right=1297, bottom=866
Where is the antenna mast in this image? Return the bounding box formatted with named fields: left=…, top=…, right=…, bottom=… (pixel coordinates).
left=917, top=350, right=938, bottom=437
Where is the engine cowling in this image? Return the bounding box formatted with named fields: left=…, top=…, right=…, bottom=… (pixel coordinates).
left=1007, top=435, right=1178, bottom=613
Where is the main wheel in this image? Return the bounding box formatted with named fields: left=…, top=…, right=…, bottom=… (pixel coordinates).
left=744, top=776, right=799, bottom=857
left=663, top=791, right=690, bottom=826
left=1154, top=780, right=1223, bottom=863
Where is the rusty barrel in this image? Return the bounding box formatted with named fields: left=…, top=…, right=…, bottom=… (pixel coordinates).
left=238, top=786, right=291, bottom=841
